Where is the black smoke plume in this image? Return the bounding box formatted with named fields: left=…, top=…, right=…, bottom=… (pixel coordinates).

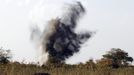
left=31, top=1, right=93, bottom=65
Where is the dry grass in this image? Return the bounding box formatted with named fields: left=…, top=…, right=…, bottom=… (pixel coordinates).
left=0, top=62, right=134, bottom=75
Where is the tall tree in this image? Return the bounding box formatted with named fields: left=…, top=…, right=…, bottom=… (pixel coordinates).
left=102, top=48, right=133, bottom=68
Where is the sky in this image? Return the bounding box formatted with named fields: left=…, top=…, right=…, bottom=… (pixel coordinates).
left=0, top=0, right=134, bottom=64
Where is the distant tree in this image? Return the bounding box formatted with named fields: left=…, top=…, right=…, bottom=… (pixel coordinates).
left=0, top=47, right=12, bottom=64
left=102, top=48, right=133, bottom=68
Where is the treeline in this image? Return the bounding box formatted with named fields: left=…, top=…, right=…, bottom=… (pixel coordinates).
left=0, top=48, right=134, bottom=75
left=44, top=48, right=134, bottom=69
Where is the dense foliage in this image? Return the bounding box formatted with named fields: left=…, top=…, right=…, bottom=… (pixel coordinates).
left=98, top=48, right=133, bottom=68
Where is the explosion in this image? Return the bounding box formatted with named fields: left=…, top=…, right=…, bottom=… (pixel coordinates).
left=31, top=1, right=93, bottom=65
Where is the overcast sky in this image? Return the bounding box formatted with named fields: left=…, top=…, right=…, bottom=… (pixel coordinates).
left=0, top=0, right=134, bottom=64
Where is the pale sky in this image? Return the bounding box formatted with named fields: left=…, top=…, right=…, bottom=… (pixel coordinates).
left=0, top=0, right=134, bottom=64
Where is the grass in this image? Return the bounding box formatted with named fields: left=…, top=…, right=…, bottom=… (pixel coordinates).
left=0, top=62, right=134, bottom=75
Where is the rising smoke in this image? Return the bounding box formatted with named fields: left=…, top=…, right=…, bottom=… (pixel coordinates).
left=31, top=1, right=94, bottom=65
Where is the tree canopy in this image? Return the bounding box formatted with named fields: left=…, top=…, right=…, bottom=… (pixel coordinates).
left=102, top=48, right=133, bottom=68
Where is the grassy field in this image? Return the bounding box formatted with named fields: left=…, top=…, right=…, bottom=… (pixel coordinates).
left=0, top=62, right=134, bottom=75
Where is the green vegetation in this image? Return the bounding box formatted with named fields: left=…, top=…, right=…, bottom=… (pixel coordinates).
left=96, top=48, right=133, bottom=68
left=0, top=48, right=133, bottom=75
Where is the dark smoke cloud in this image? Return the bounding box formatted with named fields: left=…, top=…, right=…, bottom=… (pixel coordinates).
left=31, top=1, right=94, bottom=65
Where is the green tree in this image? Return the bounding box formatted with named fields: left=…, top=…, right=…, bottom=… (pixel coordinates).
left=0, top=47, right=12, bottom=64
left=102, top=48, right=133, bottom=68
